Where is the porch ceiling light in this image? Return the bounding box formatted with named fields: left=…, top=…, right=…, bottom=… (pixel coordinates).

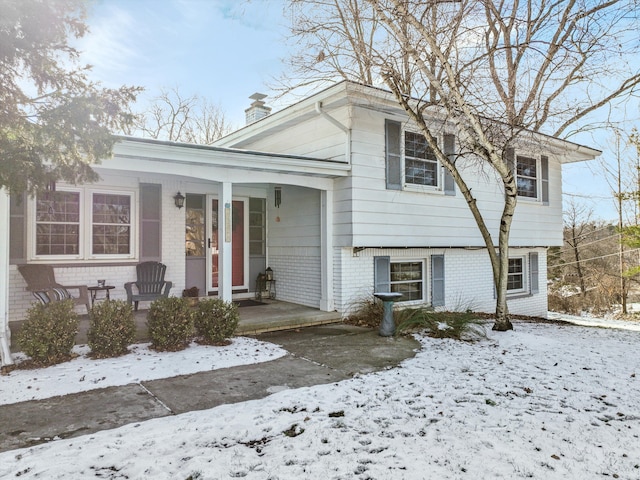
left=174, top=191, right=185, bottom=209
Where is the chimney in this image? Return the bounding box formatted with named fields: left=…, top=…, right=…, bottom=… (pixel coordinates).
left=245, top=93, right=271, bottom=124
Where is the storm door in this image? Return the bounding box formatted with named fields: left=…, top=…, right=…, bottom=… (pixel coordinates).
left=208, top=197, right=248, bottom=293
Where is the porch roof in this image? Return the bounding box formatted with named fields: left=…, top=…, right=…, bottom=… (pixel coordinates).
left=105, top=136, right=351, bottom=179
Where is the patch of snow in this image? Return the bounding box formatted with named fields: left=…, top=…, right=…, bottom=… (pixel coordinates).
left=1, top=337, right=287, bottom=406
left=1, top=320, right=639, bottom=479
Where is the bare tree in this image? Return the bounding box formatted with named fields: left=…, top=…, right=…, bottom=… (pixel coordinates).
left=133, top=87, right=232, bottom=145
left=281, top=0, right=640, bottom=330
left=563, top=201, right=595, bottom=297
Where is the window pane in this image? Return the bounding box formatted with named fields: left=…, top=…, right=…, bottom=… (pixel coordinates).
left=516, top=156, right=538, bottom=198
left=406, top=159, right=438, bottom=186
left=186, top=195, right=205, bottom=257
left=249, top=198, right=265, bottom=257
left=507, top=258, right=524, bottom=290
left=35, top=192, right=80, bottom=255
left=92, top=193, right=131, bottom=255
left=405, top=132, right=438, bottom=187
left=390, top=261, right=423, bottom=301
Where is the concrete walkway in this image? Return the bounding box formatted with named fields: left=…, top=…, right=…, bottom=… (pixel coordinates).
left=0, top=324, right=421, bottom=453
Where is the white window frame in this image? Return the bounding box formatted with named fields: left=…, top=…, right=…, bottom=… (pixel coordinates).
left=390, top=259, right=426, bottom=304
left=515, top=154, right=541, bottom=201
left=403, top=131, right=443, bottom=193
left=507, top=256, right=527, bottom=295
left=30, top=186, right=137, bottom=262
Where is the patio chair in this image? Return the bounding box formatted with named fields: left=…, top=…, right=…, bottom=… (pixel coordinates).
left=124, top=261, right=173, bottom=311
left=17, top=264, right=91, bottom=313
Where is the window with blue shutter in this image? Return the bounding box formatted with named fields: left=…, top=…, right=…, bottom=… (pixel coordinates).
left=385, top=120, right=402, bottom=190
left=431, top=254, right=445, bottom=307
left=374, top=256, right=391, bottom=293
left=541, top=156, right=549, bottom=205
left=140, top=183, right=162, bottom=262
left=443, top=134, right=456, bottom=195
left=529, top=252, right=539, bottom=294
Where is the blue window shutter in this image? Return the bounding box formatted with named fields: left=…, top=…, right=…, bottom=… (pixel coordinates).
left=443, top=134, right=456, bottom=195
left=431, top=255, right=445, bottom=307
left=385, top=120, right=402, bottom=190
left=541, top=156, right=549, bottom=205
left=374, top=256, right=391, bottom=293
left=530, top=252, right=539, bottom=294
left=9, top=193, right=26, bottom=263
left=140, top=183, right=162, bottom=262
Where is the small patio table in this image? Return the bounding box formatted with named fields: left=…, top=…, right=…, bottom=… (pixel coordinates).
left=87, top=285, right=115, bottom=307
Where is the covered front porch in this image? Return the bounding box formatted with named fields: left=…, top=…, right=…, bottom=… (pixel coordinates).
left=8, top=300, right=343, bottom=353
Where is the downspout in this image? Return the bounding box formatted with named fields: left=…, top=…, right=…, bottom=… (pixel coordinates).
left=0, top=189, right=14, bottom=366
left=314, top=101, right=351, bottom=163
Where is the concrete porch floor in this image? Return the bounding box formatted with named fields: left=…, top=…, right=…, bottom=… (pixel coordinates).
left=9, top=300, right=343, bottom=352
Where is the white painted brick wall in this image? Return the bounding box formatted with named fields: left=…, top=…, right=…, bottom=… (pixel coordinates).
left=268, top=247, right=321, bottom=308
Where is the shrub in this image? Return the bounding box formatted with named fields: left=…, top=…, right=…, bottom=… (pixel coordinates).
left=193, top=298, right=239, bottom=345
left=17, top=299, right=79, bottom=366
left=88, top=300, right=136, bottom=358
left=344, top=296, right=384, bottom=328
left=147, top=297, right=194, bottom=351
left=397, top=308, right=486, bottom=341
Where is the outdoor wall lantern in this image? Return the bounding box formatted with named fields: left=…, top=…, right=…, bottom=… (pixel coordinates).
left=274, top=186, right=282, bottom=208
left=173, top=191, right=186, bottom=209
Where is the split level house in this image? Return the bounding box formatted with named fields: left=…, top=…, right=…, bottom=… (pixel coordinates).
left=5, top=81, right=600, bottom=330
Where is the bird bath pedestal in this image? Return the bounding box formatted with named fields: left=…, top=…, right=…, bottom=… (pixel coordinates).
left=374, top=292, right=403, bottom=337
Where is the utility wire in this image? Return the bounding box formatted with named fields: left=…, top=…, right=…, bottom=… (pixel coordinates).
left=558, top=233, right=622, bottom=252
left=553, top=248, right=640, bottom=267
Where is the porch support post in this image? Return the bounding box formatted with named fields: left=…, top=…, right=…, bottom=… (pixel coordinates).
left=218, top=182, right=233, bottom=303
left=0, top=189, right=14, bottom=366
left=320, top=189, right=334, bottom=311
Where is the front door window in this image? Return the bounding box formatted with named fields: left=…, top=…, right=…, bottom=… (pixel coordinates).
left=210, top=199, right=245, bottom=289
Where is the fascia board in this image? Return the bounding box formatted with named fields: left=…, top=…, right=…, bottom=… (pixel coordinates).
left=109, top=140, right=350, bottom=178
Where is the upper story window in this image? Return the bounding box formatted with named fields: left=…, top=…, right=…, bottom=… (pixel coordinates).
left=405, top=132, right=439, bottom=188
left=516, top=156, right=538, bottom=198
left=385, top=120, right=456, bottom=195
left=33, top=188, right=136, bottom=261
left=515, top=154, right=549, bottom=203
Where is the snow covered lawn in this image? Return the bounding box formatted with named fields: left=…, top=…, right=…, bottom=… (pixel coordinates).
left=1, top=319, right=640, bottom=479
left=1, top=337, right=288, bottom=406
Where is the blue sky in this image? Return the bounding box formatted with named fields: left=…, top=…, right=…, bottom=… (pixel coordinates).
left=77, top=0, right=631, bottom=223
left=79, top=0, right=287, bottom=127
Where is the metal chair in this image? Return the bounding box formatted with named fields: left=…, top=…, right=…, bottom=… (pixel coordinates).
left=17, top=264, right=91, bottom=313
left=124, top=261, right=173, bottom=311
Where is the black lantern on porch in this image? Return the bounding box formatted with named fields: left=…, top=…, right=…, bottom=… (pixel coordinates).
left=173, top=191, right=186, bottom=209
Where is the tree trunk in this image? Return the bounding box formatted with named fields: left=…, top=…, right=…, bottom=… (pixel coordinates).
left=492, top=183, right=516, bottom=331
left=569, top=225, right=587, bottom=296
